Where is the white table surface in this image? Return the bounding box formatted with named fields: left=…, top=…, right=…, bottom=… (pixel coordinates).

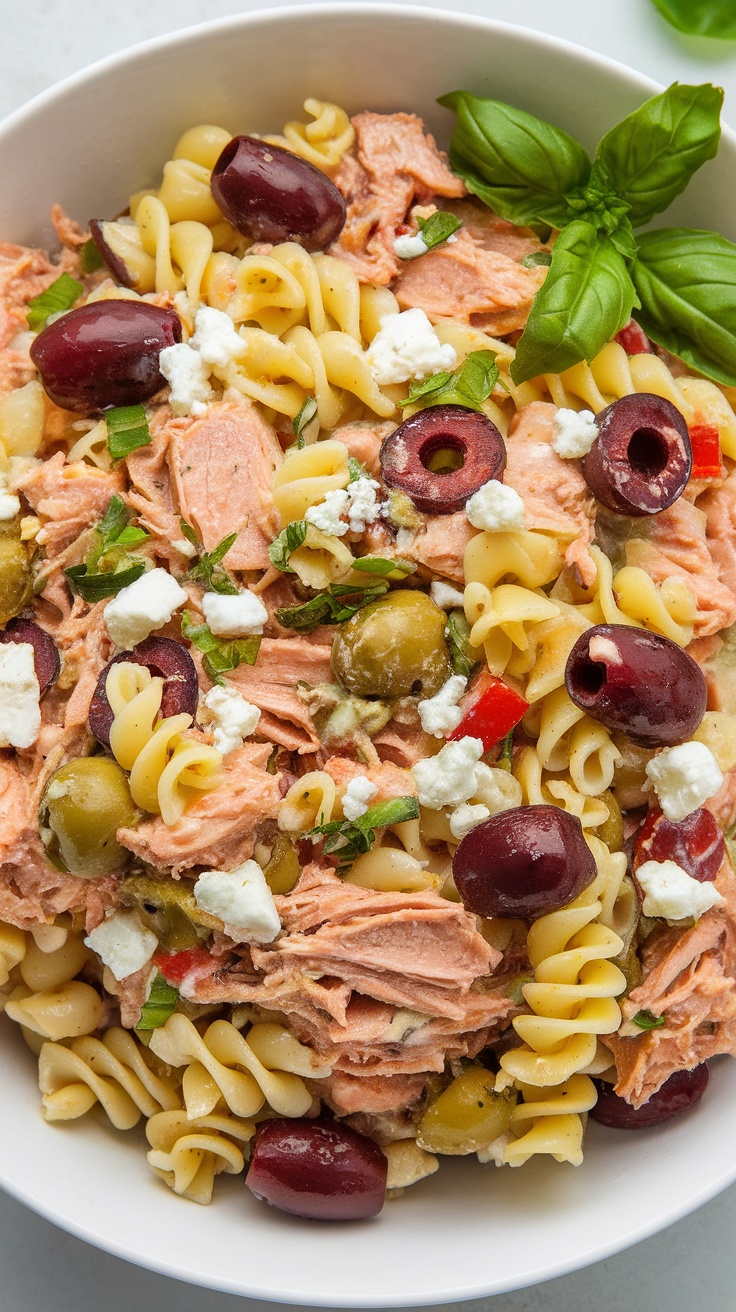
left=3, top=1, right=736, bottom=1308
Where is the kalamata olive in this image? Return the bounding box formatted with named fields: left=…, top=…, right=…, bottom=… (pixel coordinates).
left=582, top=393, right=692, bottom=516
left=565, top=625, right=707, bottom=748
left=633, top=807, right=724, bottom=882
left=40, top=757, right=137, bottom=876
left=30, top=301, right=182, bottom=413
left=0, top=617, right=60, bottom=692
left=89, top=636, right=198, bottom=748
left=453, top=804, right=597, bottom=920
left=331, top=589, right=452, bottom=698
left=590, top=1064, right=709, bottom=1129
left=379, top=405, right=507, bottom=514
left=614, top=320, right=652, bottom=355
left=210, top=136, right=346, bottom=251
left=246, top=1117, right=387, bottom=1221
left=89, top=218, right=151, bottom=292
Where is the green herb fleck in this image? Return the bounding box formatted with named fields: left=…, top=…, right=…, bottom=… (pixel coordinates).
left=292, top=397, right=318, bottom=446
left=445, top=609, right=480, bottom=679
left=399, top=349, right=499, bottom=412
left=79, top=238, right=105, bottom=274
left=308, top=795, right=420, bottom=863
left=185, top=530, right=239, bottom=595
left=27, top=272, right=83, bottom=332
left=268, top=520, right=309, bottom=572
left=181, top=610, right=261, bottom=684
left=64, top=494, right=150, bottom=601
left=105, top=404, right=152, bottom=460
left=632, top=1009, right=666, bottom=1031
left=136, top=973, right=179, bottom=1032
left=508, top=974, right=533, bottom=1005
left=351, top=556, right=415, bottom=578
left=416, top=210, right=463, bottom=251
left=276, top=581, right=389, bottom=634
left=521, top=250, right=553, bottom=268
left=498, top=728, right=514, bottom=771
left=347, top=456, right=366, bottom=483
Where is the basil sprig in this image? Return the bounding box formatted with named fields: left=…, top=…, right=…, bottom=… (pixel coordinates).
left=398, top=349, right=499, bottom=412
left=440, top=82, right=730, bottom=384
left=181, top=610, right=261, bottom=684
left=106, top=404, right=152, bottom=460
left=64, top=494, right=149, bottom=601
left=268, top=520, right=309, bottom=573
left=308, top=795, right=420, bottom=863
left=651, top=0, right=736, bottom=37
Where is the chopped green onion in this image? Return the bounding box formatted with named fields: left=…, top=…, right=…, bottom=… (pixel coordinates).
left=498, top=728, right=514, bottom=771
left=632, top=1010, right=666, bottom=1031
left=27, top=272, right=83, bottom=331
left=398, top=349, right=499, bottom=412
left=64, top=559, right=146, bottom=602
left=78, top=238, right=105, bottom=274
left=308, top=795, right=420, bottom=863
left=416, top=210, right=463, bottom=251
left=105, top=404, right=152, bottom=460
left=268, top=520, right=309, bottom=573
left=181, top=610, right=261, bottom=684
left=136, top=973, right=179, bottom=1032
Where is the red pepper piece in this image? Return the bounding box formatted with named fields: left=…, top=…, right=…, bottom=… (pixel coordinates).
left=689, top=423, right=722, bottom=479
left=448, top=670, right=529, bottom=752
left=614, top=320, right=652, bottom=355
left=154, top=947, right=213, bottom=987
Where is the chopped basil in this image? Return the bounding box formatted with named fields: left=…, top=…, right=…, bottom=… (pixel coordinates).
left=268, top=520, right=309, bottom=572
left=179, top=518, right=199, bottom=547
left=78, top=238, right=105, bottom=274
left=105, top=404, right=152, bottom=460
left=27, top=272, right=83, bottom=331
left=185, top=529, right=239, bottom=595
left=521, top=250, right=553, bottom=268
left=64, top=494, right=150, bottom=601
left=181, top=610, right=261, bottom=684
left=416, top=210, right=463, bottom=251
left=398, top=349, right=499, bottom=412
left=632, top=1009, right=666, bottom=1031
left=136, top=973, right=179, bottom=1032
left=351, top=556, right=415, bottom=577
left=276, top=580, right=389, bottom=634
left=446, top=609, right=480, bottom=679
left=292, top=396, right=318, bottom=446
left=309, top=795, right=420, bottom=863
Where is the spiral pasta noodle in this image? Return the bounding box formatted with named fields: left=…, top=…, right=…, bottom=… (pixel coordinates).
left=146, top=1107, right=254, bottom=1205
left=464, top=582, right=560, bottom=678
left=106, top=662, right=222, bottom=825
left=501, top=1074, right=598, bottom=1167
left=264, top=98, right=355, bottom=171
left=0, top=920, right=26, bottom=989
left=278, top=770, right=337, bottom=831
left=38, top=1027, right=181, bottom=1129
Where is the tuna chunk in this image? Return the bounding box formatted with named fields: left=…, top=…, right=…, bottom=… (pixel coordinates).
left=0, top=241, right=62, bottom=351
left=699, top=475, right=736, bottom=598
left=505, top=402, right=596, bottom=585
left=330, top=112, right=464, bottom=285
left=226, top=636, right=332, bottom=754
left=169, top=397, right=283, bottom=572
left=606, top=857, right=736, bottom=1107
left=323, top=754, right=416, bottom=802
left=443, top=199, right=550, bottom=263
left=17, top=452, right=125, bottom=557
left=626, top=495, right=736, bottom=638
left=330, top=420, right=394, bottom=477
left=125, top=407, right=192, bottom=565
left=319, top=1069, right=430, bottom=1116
left=395, top=230, right=545, bottom=334
left=117, top=741, right=282, bottom=875
left=400, top=513, right=477, bottom=585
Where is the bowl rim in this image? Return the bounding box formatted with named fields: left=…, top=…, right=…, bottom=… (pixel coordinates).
left=2, top=4, right=736, bottom=1303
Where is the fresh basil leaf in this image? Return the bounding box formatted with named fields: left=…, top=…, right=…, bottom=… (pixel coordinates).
left=64, top=559, right=146, bottom=601
left=186, top=531, right=239, bottom=595
left=632, top=1009, right=666, bottom=1031
left=276, top=581, right=389, bottom=634
left=564, top=161, right=638, bottom=260
left=114, top=526, right=150, bottom=546
left=78, top=238, right=105, bottom=274
left=181, top=610, right=260, bottom=684
left=445, top=610, right=479, bottom=679
left=510, top=220, right=638, bottom=384
left=595, top=83, right=723, bottom=226
left=416, top=210, right=463, bottom=250
left=136, top=973, right=179, bottom=1032
left=351, top=556, right=415, bottom=577
left=308, top=795, right=420, bottom=863
left=105, top=404, right=152, bottom=459
left=347, top=456, right=366, bottom=482
left=399, top=349, right=499, bottom=412
left=439, top=91, right=590, bottom=228
left=27, top=272, right=83, bottom=331
left=632, top=227, right=736, bottom=386
left=521, top=251, right=552, bottom=268
left=651, top=0, right=736, bottom=38
left=268, top=520, right=309, bottom=572
left=292, top=396, right=317, bottom=445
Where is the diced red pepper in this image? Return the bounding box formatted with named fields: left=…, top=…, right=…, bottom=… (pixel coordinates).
left=615, top=320, right=652, bottom=355
left=154, top=947, right=213, bottom=987
left=689, top=423, right=722, bottom=480
left=448, top=669, right=529, bottom=753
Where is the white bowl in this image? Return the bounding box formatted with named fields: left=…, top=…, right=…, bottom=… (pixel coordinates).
left=2, top=7, right=736, bottom=1304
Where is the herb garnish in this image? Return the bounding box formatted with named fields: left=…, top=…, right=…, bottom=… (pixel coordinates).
left=440, top=83, right=732, bottom=384
left=182, top=523, right=239, bottom=594
left=351, top=556, right=415, bottom=578
left=650, top=0, right=736, bottom=37
left=105, top=404, right=152, bottom=460
left=136, top=973, right=179, bottom=1032
left=78, top=238, right=105, bottom=274
left=27, top=272, right=83, bottom=331
left=445, top=609, right=480, bottom=679
left=181, top=610, right=261, bottom=684
left=64, top=495, right=149, bottom=601
left=417, top=210, right=463, bottom=251
left=632, top=1010, right=667, bottom=1031
left=275, top=581, right=389, bottom=634
left=291, top=397, right=318, bottom=447
left=398, top=349, right=499, bottom=412
left=268, top=520, right=309, bottom=573
left=308, top=795, right=420, bottom=862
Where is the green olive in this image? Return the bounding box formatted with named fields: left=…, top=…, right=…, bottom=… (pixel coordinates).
left=417, top=1067, right=515, bottom=1155
left=331, top=589, right=452, bottom=698
left=41, top=757, right=138, bottom=877
left=0, top=533, right=33, bottom=626
left=118, top=872, right=214, bottom=950
left=263, top=832, right=300, bottom=895
left=595, top=790, right=624, bottom=852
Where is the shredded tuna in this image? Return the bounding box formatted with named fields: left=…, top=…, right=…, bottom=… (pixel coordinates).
left=125, top=407, right=193, bottom=565
left=323, top=754, right=416, bottom=801
left=395, top=230, right=545, bottom=334
left=225, top=636, right=332, bottom=754
left=330, top=420, right=394, bottom=477
left=627, top=495, right=736, bottom=638
left=444, top=199, right=550, bottom=263
left=17, top=453, right=124, bottom=557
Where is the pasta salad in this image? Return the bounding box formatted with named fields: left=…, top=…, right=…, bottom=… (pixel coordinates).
left=1, top=84, right=736, bottom=1219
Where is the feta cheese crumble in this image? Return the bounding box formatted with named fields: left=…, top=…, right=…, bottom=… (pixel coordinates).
left=394, top=232, right=429, bottom=260
left=103, top=568, right=187, bottom=649
left=645, top=741, right=723, bottom=822
left=189, top=305, right=245, bottom=368
left=341, top=775, right=379, bottom=820
left=636, top=859, right=724, bottom=921
left=0, top=642, right=40, bottom=749
left=193, top=860, right=281, bottom=943
left=305, top=475, right=382, bottom=537
left=204, top=685, right=261, bottom=755
left=465, top=480, right=526, bottom=532
left=449, top=802, right=491, bottom=840
left=418, top=674, right=467, bottom=738
left=430, top=581, right=466, bottom=610
left=412, top=736, right=485, bottom=809
left=158, top=342, right=213, bottom=417
left=305, top=489, right=350, bottom=537
left=551, top=408, right=599, bottom=459
left=202, top=589, right=268, bottom=637
left=366, top=308, right=456, bottom=386
left=84, top=911, right=157, bottom=981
